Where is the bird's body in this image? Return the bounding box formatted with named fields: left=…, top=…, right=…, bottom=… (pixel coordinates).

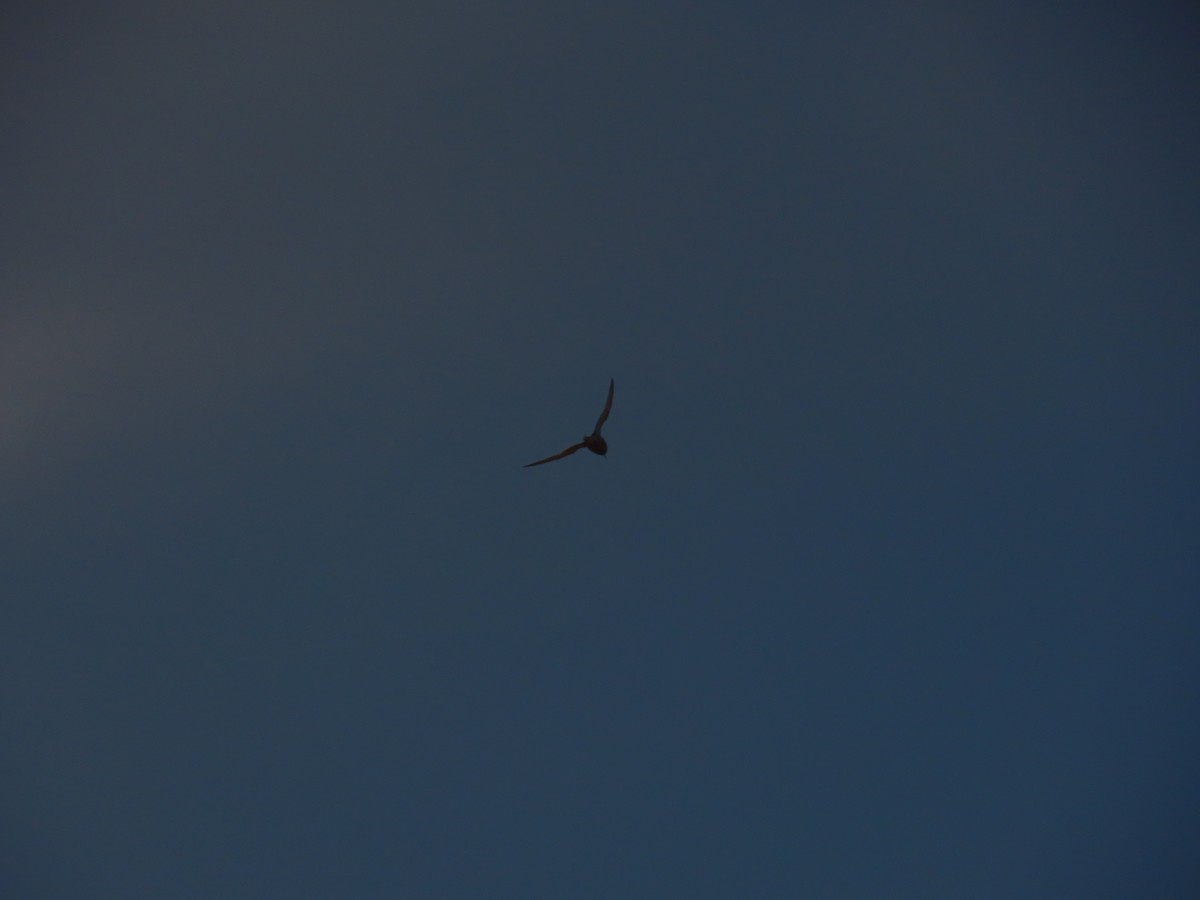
left=524, top=379, right=614, bottom=468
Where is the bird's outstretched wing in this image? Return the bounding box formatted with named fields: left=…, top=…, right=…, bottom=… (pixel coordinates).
left=592, top=378, right=615, bottom=436
left=523, top=441, right=588, bottom=468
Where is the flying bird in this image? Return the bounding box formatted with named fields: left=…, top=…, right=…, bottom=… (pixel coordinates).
left=524, top=378, right=615, bottom=468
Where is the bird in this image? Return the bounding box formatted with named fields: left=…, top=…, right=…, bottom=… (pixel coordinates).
left=524, top=378, right=614, bottom=468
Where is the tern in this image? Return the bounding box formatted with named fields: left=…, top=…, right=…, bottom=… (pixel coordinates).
left=524, top=378, right=614, bottom=468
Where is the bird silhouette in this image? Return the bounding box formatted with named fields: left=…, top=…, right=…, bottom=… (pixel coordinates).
left=524, top=378, right=614, bottom=468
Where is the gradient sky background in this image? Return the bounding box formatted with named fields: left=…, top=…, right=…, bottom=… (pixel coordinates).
left=3, top=2, right=1198, bottom=897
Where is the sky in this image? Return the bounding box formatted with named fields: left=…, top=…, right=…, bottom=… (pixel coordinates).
left=2, top=2, right=1198, bottom=897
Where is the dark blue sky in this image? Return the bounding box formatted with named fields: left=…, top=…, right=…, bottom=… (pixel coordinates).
left=3, top=3, right=1198, bottom=897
